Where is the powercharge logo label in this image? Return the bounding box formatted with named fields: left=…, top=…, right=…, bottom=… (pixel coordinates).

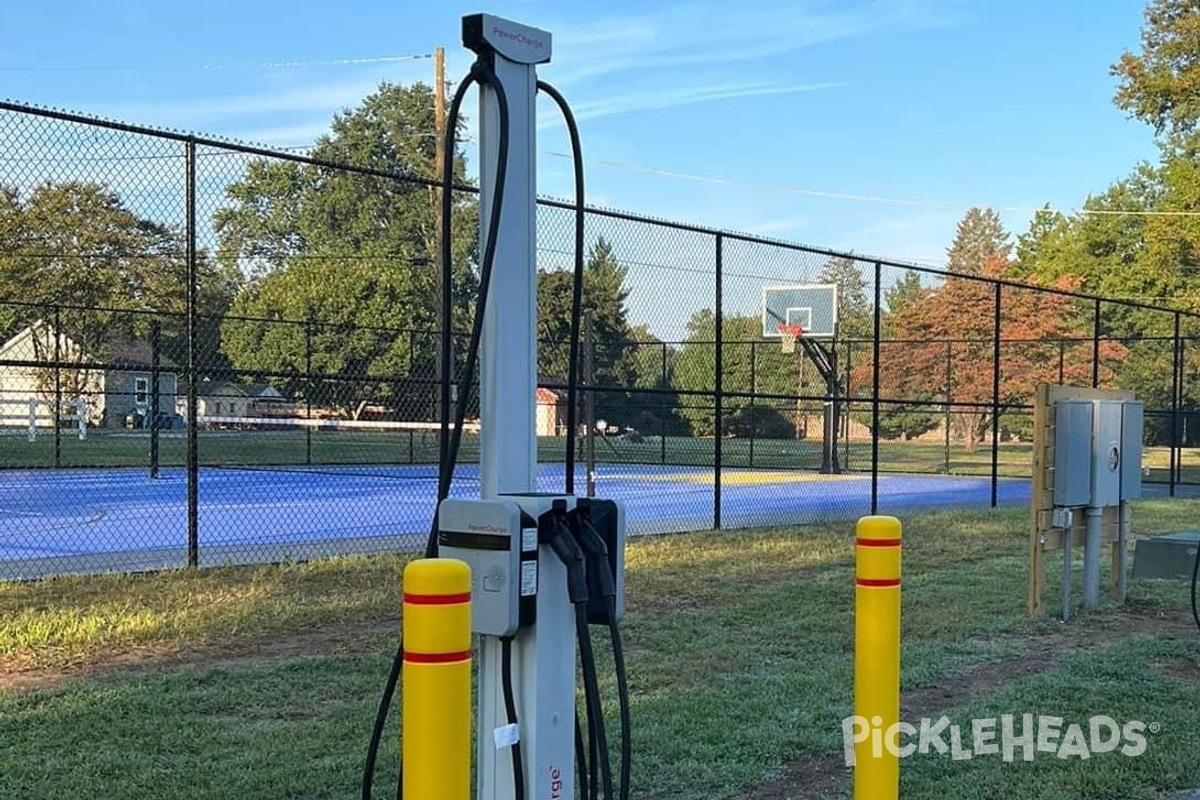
left=548, top=766, right=563, bottom=798
left=493, top=25, right=545, bottom=50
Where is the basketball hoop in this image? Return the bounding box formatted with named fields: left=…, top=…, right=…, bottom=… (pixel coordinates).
left=778, top=323, right=804, bottom=353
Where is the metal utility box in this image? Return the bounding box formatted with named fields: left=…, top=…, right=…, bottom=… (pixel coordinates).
left=1091, top=400, right=1124, bottom=507
left=1120, top=401, right=1144, bottom=500
left=1053, top=401, right=1093, bottom=507
left=1132, top=532, right=1199, bottom=581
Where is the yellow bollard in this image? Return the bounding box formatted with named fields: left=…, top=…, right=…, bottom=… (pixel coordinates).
left=402, top=558, right=472, bottom=800
left=854, top=516, right=902, bottom=800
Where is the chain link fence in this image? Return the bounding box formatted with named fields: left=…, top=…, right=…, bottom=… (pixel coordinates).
left=2, top=100, right=1198, bottom=579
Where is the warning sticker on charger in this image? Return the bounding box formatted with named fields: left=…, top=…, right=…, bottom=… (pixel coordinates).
left=520, top=561, right=537, bottom=596
left=493, top=723, right=520, bottom=749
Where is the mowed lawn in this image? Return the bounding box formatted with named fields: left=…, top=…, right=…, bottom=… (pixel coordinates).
left=11, top=425, right=928, bottom=471
left=0, top=500, right=1199, bottom=799
left=10, top=426, right=1200, bottom=485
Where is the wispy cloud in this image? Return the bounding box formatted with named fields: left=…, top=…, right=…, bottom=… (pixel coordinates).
left=743, top=215, right=813, bottom=236
left=556, top=81, right=843, bottom=124
left=530, top=0, right=945, bottom=124
left=547, top=0, right=947, bottom=86
left=81, top=60, right=432, bottom=139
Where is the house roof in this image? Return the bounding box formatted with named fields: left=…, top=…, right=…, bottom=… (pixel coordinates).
left=0, top=320, right=180, bottom=370
left=104, top=336, right=180, bottom=370
left=195, top=379, right=248, bottom=397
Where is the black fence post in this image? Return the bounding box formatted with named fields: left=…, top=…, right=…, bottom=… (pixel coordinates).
left=944, top=340, right=952, bottom=474
left=1171, top=312, right=1182, bottom=496
left=53, top=304, right=61, bottom=468
left=843, top=340, right=852, bottom=470
left=305, top=318, right=313, bottom=466
left=149, top=319, right=161, bottom=479
left=991, top=283, right=1002, bottom=508
left=871, top=261, right=882, bottom=515
left=1058, top=339, right=1066, bottom=385
left=713, top=233, right=724, bottom=530
left=185, top=138, right=199, bottom=568
left=749, top=340, right=756, bottom=469
left=660, top=341, right=668, bottom=466
left=1092, top=298, right=1102, bottom=388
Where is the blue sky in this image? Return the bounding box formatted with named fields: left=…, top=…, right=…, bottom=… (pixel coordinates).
left=0, top=0, right=1158, bottom=268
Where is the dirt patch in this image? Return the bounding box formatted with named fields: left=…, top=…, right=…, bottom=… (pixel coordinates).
left=0, top=620, right=397, bottom=691
left=742, top=752, right=848, bottom=800
left=1154, top=657, right=1200, bottom=681
left=743, top=607, right=1198, bottom=800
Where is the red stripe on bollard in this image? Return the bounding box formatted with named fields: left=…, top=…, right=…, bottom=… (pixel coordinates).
left=404, top=650, right=472, bottom=664
left=403, top=592, right=472, bottom=605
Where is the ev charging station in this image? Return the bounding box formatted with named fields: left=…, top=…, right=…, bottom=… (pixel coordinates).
left=430, top=14, right=628, bottom=800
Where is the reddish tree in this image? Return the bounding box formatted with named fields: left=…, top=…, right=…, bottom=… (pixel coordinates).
left=859, top=257, right=1128, bottom=451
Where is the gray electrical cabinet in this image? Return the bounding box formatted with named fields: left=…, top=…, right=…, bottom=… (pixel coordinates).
left=1053, top=400, right=1093, bottom=507
left=1120, top=401, right=1144, bottom=501
left=1091, top=400, right=1124, bottom=507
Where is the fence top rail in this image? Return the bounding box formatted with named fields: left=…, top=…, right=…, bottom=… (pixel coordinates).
left=2, top=98, right=1198, bottom=324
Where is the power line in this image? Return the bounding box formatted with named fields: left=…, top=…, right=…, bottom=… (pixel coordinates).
left=541, top=152, right=1200, bottom=220
left=0, top=54, right=433, bottom=73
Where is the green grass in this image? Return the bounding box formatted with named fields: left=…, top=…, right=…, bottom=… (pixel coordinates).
left=9, top=426, right=1200, bottom=485
left=1, top=500, right=1199, bottom=799
left=11, top=426, right=1200, bottom=488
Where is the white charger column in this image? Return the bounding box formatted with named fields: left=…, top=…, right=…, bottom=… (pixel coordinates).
left=464, top=14, right=577, bottom=800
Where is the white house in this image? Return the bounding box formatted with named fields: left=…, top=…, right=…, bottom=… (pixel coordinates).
left=0, top=320, right=178, bottom=429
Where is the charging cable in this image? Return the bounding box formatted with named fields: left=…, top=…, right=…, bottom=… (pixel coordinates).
left=360, top=59, right=513, bottom=800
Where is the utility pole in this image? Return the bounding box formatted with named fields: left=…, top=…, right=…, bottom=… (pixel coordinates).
left=434, top=46, right=446, bottom=186
left=433, top=45, right=447, bottom=423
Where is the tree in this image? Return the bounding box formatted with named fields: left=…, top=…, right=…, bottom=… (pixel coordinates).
left=876, top=256, right=1128, bottom=451
left=846, top=271, right=941, bottom=440
left=216, top=82, right=476, bottom=416
left=883, top=271, right=925, bottom=323
left=0, top=181, right=239, bottom=398
left=673, top=310, right=799, bottom=438
left=946, top=207, right=1011, bottom=276
left=817, top=254, right=872, bottom=340
left=1015, top=205, right=1069, bottom=271
left=536, top=237, right=666, bottom=428
left=1113, top=0, right=1200, bottom=149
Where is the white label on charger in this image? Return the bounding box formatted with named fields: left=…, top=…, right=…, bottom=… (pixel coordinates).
left=520, top=560, right=537, bottom=596
left=494, top=723, right=520, bottom=749
left=521, top=528, right=537, bottom=552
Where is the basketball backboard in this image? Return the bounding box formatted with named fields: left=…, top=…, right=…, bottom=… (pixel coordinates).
left=761, top=283, right=839, bottom=339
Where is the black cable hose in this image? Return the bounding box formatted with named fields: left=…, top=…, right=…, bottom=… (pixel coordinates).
left=575, top=713, right=592, bottom=800
left=575, top=602, right=614, bottom=800
left=536, top=80, right=586, bottom=497
left=586, top=699, right=599, bottom=800
left=360, top=60, right=512, bottom=800
left=607, top=599, right=632, bottom=800
left=501, top=637, right=526, bottom=800
left=540, top=76, right=609, bottom=800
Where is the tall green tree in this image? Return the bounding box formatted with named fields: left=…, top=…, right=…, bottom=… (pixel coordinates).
left=817, top=254, right=872, bottom=340
left=217, top=82, right=477, bottom=415
left=882, top=272, right=924, bottom=325
left=0, top=181, right=239, bottom=369
left=849, top=271, right=941, bottom=440
left=946, top=207, right=1011, bottom=276
left=537, top=238, right=665, bottom=427
left=1113, top=0, right=1200, bottom=151
left=673, top=310, right=800, bottom=438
